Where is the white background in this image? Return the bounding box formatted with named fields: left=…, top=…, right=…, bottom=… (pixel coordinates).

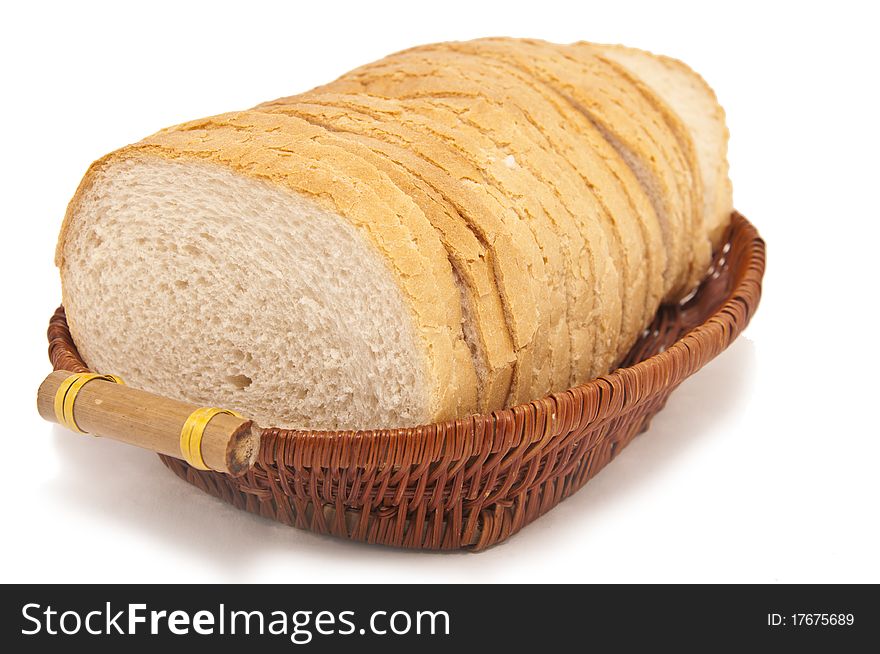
left=2, top=0, right=877, bottom=583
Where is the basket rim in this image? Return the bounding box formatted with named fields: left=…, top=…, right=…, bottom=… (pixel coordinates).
left=48, top=212, right=765, bottom=470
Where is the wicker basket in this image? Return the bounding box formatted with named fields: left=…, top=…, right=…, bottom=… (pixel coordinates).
left=47, top=212, right=765, bottom=551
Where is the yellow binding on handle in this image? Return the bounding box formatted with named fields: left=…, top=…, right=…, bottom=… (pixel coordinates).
left=53, top=373, right=125, bottom=434
left=179, top=407, right=243, bottom=470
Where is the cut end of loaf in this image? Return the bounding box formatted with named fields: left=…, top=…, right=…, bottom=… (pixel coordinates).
left=60, top=155, right=432, bottom=431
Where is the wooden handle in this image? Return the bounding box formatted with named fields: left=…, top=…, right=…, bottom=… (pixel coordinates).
left=37, top=371, right=261, bottom=476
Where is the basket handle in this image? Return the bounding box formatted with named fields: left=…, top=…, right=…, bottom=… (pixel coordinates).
left=36, top=370, right=261, bottom=477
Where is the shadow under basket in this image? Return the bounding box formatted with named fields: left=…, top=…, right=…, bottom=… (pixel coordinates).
left=47, top=212, right=765, bottom=551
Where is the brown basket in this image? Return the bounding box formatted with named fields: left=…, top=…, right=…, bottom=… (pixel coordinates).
left=47, top=212, right=765, bottom=551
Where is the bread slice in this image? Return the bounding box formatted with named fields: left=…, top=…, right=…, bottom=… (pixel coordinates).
left=596, top=43, right=733, bottom=252
left=58, top=111, right=479, bottom=430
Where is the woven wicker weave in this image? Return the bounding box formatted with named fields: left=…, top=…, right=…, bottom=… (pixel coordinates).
left=47, top=212, right=765, bottom=551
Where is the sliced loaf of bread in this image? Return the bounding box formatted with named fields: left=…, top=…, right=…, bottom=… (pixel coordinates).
left=57, top=38, right=732, bottom=430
